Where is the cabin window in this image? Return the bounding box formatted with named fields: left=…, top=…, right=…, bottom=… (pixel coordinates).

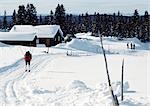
left=36, top=39, right=39, bottom=44
left=14, top=27, right=16, bottom=31
left=58, top=36, right=61, bottom=41
left=54, top=37, right=57, bottom=41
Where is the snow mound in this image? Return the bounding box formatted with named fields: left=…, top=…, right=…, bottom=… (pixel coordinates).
left=66, top=38, right=101, bottom=53
left=96, top=81, right=130, bottom=96
left=67, top=80, right=91, bottom=92
left=75, top=32, right=92, bottom=37
left=75, top=32, right=100, bottom=41
left=33, top=88, right=51, bottom=94
left=130, top=37, right=142, bottom=44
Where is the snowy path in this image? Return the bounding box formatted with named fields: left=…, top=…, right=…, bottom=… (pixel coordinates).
left=0, top=54, right=54, bottom=105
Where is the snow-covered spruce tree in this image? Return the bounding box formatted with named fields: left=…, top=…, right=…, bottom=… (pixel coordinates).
left=55, top=4, right=65, bottom=25
left=79, top=14, right=86, bottom=32
left=140, top=11, right=150, bottom=42
left=12, top=10, right=17, bottom=26
left=112, top=13, right=118, bottom=37
left=65, top=13, right=76, bottom=34
left=95, top=13, right=101, bottom=34
left=65, top=14, right=71, bottom=33
left=16, top=5, right=26, bottom=25
left=91, top=12, right=97, bottom=35
left=132, top=9, right=140, bottom=38
left=49, top=10, right=54, bottom=24
left=143, top=11, right=149, bottom=42
left=117, top=15, right=126, bottom=38
left=54, top=4, right=66, bottom=34
left=83, top=12, right=92, bottom=32
left=25, top=4, right=37, bottom=25
left=101, top=14, right=108, bottom=36
left=2, top=10, right=7, bottom=31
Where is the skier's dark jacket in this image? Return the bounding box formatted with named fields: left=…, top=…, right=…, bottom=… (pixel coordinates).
left=24, top=51, right=32, bottom=61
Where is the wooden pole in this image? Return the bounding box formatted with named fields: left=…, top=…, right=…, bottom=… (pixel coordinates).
left=46, top=39, right=50, bottom=53
left=121, top=59, right=124, bottom=101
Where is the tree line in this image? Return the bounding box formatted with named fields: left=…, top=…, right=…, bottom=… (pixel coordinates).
left=0, top=4, right=149, bottom=42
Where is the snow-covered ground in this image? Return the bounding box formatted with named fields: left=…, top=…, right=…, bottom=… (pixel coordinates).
left=0, top=33, right=150, bottom=106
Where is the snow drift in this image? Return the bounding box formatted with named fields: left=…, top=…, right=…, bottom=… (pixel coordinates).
left=66, top=38, right=101, bottom=53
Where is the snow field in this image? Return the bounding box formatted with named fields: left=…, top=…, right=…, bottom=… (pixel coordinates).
left=0, top=34, right=150, bottom=105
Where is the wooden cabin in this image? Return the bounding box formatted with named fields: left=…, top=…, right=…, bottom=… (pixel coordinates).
left=35, top=25, right=64, bottom=47
left=0, top=32, right=37, bottom=46
left=10, top=25, right=64, bottom=47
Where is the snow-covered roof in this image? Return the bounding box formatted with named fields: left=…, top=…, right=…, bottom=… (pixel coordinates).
left=35, top=25, right=64, bottom=38
left=10, top=25, right=36, bottom=33
left=0, top=32, right=36, bottom=41
left=0, top=42, right=10, bottom=47
left=10, top=25, right=64, bottom=38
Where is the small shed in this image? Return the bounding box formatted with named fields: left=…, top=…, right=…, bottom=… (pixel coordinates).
left=0, top=32, right=37, bottom=46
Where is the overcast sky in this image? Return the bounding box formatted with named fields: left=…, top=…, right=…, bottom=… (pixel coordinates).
left=0, top=0, right=149, bottom=15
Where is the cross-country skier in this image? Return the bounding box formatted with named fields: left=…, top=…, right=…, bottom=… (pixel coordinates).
left=24, top=51, right=32, bottom=72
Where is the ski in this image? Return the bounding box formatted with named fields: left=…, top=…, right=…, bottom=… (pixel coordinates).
left=25, top=70, right=30, bottom=72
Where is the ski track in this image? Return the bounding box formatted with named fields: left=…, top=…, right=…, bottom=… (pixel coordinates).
left=0, top=52, right=116, bottom=106
left=0, top=53, right=56, bottom=105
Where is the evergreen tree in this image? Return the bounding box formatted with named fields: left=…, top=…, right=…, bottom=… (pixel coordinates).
left=95, top=13, right=101, bottom=33
left=12, top=10, right=17, bottom=26
left=65, top=14, right=72, bottom=34
left=117, top=11, right=120, bottom=17
left=112, top=13, right=117, bottom=37
left=107, top=15, right=113, bottom=36
left=102, top=14, right=109, bottom=36
left=0, top=19, right=2, bottom=29
left=80, top=14, right=86, bottom=32
left=49, top=10, right=54, bottom=24
left=77, top=14, right=82, bottom=32
left=39, top=15, right=43, bottom=25
left=54, top=4, right=66, bottom=30
left=16, top=5, right=26, bottom=25
left=83, top=12, right=92, bottom=32
left=91, top=12, right=97, bottom=35
left=118, top=15, right=125, bottom=38
left=141, top=11, right=150, bottom=42
left=2, top=10, right=7, bottom=31
left=132, top=9, right=140, bottom=37
left=44, top=15, right=49, bottom=24
left=78, top=14, right=81, bottom=23
left=144, top=11, right=149, bottom=21
left=133, top=9, right=139, bottom=21
left=26, top=4, right=37, bottom=25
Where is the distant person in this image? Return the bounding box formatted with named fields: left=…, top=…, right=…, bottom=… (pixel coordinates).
left=127, top=43, right=129, bottom=49
left=24, top=51, right=32, bottom=72
left=130, top=43, right=133, bottom=49
left=133, top=44, right=135, bottom=49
